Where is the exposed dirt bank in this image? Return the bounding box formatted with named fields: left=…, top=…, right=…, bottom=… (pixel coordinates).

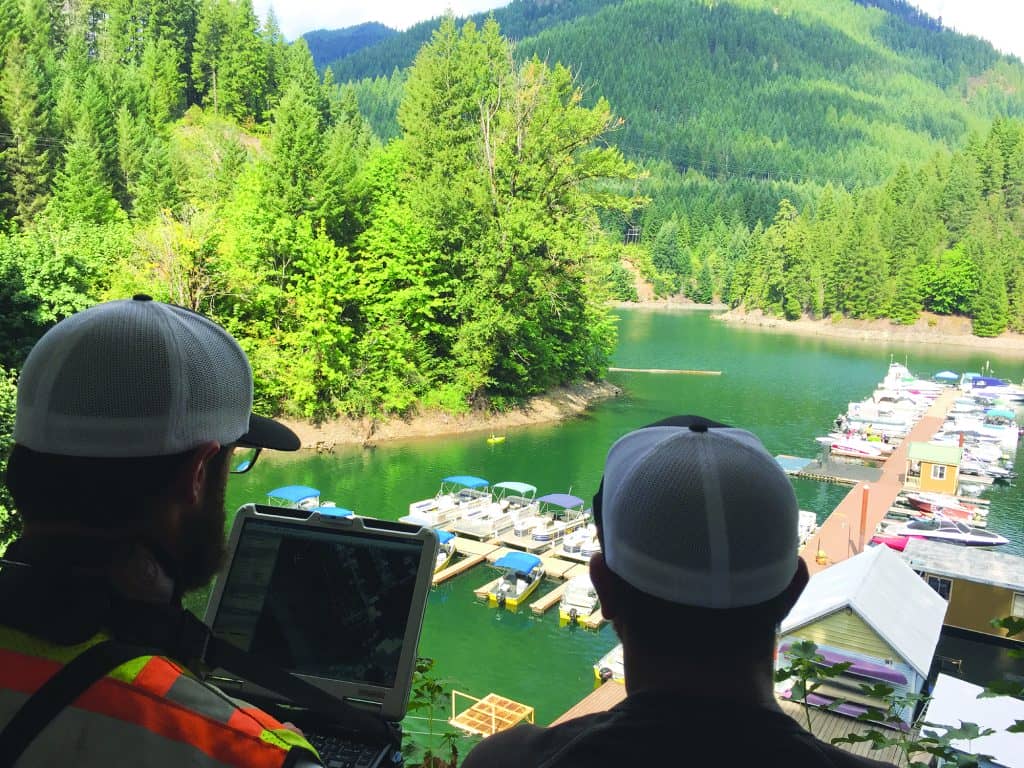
left=715, top=308, right=1024, bottom=355
left=612, top=299, right=728, bottom=311
left=280, top=380, right=622, bottom=450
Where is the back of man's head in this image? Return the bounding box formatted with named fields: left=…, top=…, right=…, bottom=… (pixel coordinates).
left=592, top=415, right=803, bottom=657
left=6, top=295, right=299, bottom=527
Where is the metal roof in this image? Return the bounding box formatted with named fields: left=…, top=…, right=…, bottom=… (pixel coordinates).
left=900, top=538, right=1024, bottom=591
left=907, top=441, right=962, bottom=466
left=926, top=674, right=1024, bottom=768
left=781, top=545, right=947, bottom=678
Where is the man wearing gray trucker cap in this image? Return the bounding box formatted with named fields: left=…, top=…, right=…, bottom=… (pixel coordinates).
left=463, top=416, right=893, bottom=768
left=0, top=296, right=323, bottom=767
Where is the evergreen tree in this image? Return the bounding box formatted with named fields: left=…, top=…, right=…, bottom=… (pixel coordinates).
left=46, top=114, right=124, bottom=226
left=0, top=39, right=52, bottom=224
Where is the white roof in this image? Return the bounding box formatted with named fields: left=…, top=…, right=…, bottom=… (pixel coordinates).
left=781, top=545, right=947, bottom=677
left=926, top=674, right=1024, bottom=768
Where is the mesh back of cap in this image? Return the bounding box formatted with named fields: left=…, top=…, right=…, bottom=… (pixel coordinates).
left=603, top=427, right=799, bottom=608
left=15, top=299, right=253, bottom=457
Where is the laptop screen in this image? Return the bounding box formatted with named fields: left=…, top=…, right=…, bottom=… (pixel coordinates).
left=210, top=516, right=425, bottom=689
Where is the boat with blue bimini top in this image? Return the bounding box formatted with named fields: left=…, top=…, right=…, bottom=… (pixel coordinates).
left=487, top=552, right=544, bottom=610
left=401, top=475, right=491, bottom=528
left=451, top=481, right=538, bottom=539
left=434, top=529, right=457, bottom=573
left=526, top=494, right=591, bottom=545
left=265, top=485, right=345, bottom=512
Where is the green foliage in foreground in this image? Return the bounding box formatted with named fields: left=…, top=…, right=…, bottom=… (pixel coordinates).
left=0, top=5, right=639, bottom=422
left=776, top=623, right=1023, bottom=768
left=0, top=367, right=17, bottom=545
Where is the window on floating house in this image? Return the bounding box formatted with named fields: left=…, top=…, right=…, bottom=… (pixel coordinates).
left=930, top=464, right=947, bottom=481
left=1013, top=592, right=1024, bottom=618
left=926, top=575, right=952, bottom=600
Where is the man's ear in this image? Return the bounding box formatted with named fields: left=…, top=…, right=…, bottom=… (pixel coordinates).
left=589, top=552, right=620, bottom=622
left=174, top=442, right=221, bottom=505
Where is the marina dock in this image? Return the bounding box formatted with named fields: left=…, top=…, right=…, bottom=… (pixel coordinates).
left=433, top=538, right=502, bottom=585
left=802, top=388, right=958, bottom=576
left=776, top=455, right=883, bottom=485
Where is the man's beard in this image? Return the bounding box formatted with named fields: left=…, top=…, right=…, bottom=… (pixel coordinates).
left=176, top=476, right=229, bottom=593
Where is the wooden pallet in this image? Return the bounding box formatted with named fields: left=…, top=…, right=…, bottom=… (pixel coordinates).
left=450, top=691, right=534, bottom=737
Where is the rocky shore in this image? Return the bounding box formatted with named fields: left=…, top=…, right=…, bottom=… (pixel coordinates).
left=715, top=308, right=1024, bottom=355
left=280, top=379, right=622, bottom=450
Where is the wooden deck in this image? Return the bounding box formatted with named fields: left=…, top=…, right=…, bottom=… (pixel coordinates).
left=548, top=683, right=902, bottom=762
left=432, top=538, right=503, bottom=585
left=530, top=582, right=568, bottom=614
left=802, top=388, right=958, bottom=576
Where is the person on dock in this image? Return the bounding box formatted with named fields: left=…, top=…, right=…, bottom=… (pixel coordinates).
left=462, top=415, right=893, bottom=768
left=0, top=297, right=323, bottom=767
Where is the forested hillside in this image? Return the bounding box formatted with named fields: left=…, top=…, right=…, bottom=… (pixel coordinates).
left=321, top=0, right=1024, bottom=334
left=302, top=23, right=397, bottom=70
left=0, top=2, right=638, bottom=421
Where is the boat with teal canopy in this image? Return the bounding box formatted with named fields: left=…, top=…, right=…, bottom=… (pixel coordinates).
left=402, top=475, right=492, bottom=528
left=452, top=481, right=539, bottom=540
left=267, top=485, right=324, bottom=509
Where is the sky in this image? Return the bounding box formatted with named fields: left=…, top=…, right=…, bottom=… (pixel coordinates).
left=252, top=0, right=1024, bottom=61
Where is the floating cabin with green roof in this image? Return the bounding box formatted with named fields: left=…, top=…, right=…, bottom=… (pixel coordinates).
left=905, top=442, right=962, bottom=496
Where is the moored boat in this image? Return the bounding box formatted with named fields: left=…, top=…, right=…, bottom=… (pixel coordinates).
left=559, top=573, right=599, bottom=626
left=594, top=644, right=624, bottom=684
left=401, top=475, right=491, bottom=528
left=434, top=529, right=456, bottom=573
left=530, top=494, right=591, bottom=544
left=885, top=517, right=1008, bottom=547
left=487, top=552, right=544, bottom=610
left=451, top=481, right=538, bottom=539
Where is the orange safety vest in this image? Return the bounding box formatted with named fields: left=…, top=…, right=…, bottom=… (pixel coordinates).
left=0, top=625, right=318, bottom=767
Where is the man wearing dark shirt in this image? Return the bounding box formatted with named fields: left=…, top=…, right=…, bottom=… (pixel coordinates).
left=462, top=416, right=893, bottom=768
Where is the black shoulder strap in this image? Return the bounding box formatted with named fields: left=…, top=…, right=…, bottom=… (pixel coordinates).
left=0, top=639, right=159, bottom=766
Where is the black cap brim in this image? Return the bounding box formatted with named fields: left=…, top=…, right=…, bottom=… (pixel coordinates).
left=237, top=414, right=301, bottom=451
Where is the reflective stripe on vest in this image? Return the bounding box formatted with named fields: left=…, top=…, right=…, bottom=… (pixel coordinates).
left=0, top=628, right=315, bottom=767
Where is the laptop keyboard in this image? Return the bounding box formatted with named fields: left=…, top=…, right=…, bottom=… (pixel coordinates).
left=307, top=732, right=384, bottom=768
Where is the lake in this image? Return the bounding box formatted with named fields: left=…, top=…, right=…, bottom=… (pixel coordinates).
left=202, top=309, right=1024, bottom=735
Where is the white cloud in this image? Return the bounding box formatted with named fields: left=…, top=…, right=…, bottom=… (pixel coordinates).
left=908, top=0, right=1024, bottom=59
left=256, top=0, right=1024, bottom=62
left=253, top=0, right=509, bottom=39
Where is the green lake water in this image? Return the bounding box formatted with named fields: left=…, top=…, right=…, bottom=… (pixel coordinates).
left=196, top=309, right=1024, bottom=734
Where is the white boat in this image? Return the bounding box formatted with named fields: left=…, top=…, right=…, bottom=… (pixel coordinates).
left=265, top=486, right=352, bottom=517
left=561, top=523, right=601, bottom=558
left=529, top=494, right=591, bottom=544
left=594, top=644, right=624, bottom=684
left=886, top=517, right=1008, bottom=547
left=401, top=475, right=491, bottom=527
left=434, top=529, right=456, bottom=573
left=559, top=574, right=599, bottom=626
left=828, top=438, right=884, bottom=458
left=798, top=510, right=818, bottom=546
left=451, top=481, right=538, bottom=539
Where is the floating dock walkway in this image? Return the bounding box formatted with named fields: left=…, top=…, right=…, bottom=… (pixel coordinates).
left=802, top=388, right=958, bottom=576
left=450, top=690, right=534, bottom=737
left=776, top=455, right=883, bottom=485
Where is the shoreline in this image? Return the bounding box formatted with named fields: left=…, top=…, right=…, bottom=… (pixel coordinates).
left=712, top=308, right=1024, bottom=357
left=612, top=299, right=728, bottom=311
left=280, top=380, right=622, bottom=451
